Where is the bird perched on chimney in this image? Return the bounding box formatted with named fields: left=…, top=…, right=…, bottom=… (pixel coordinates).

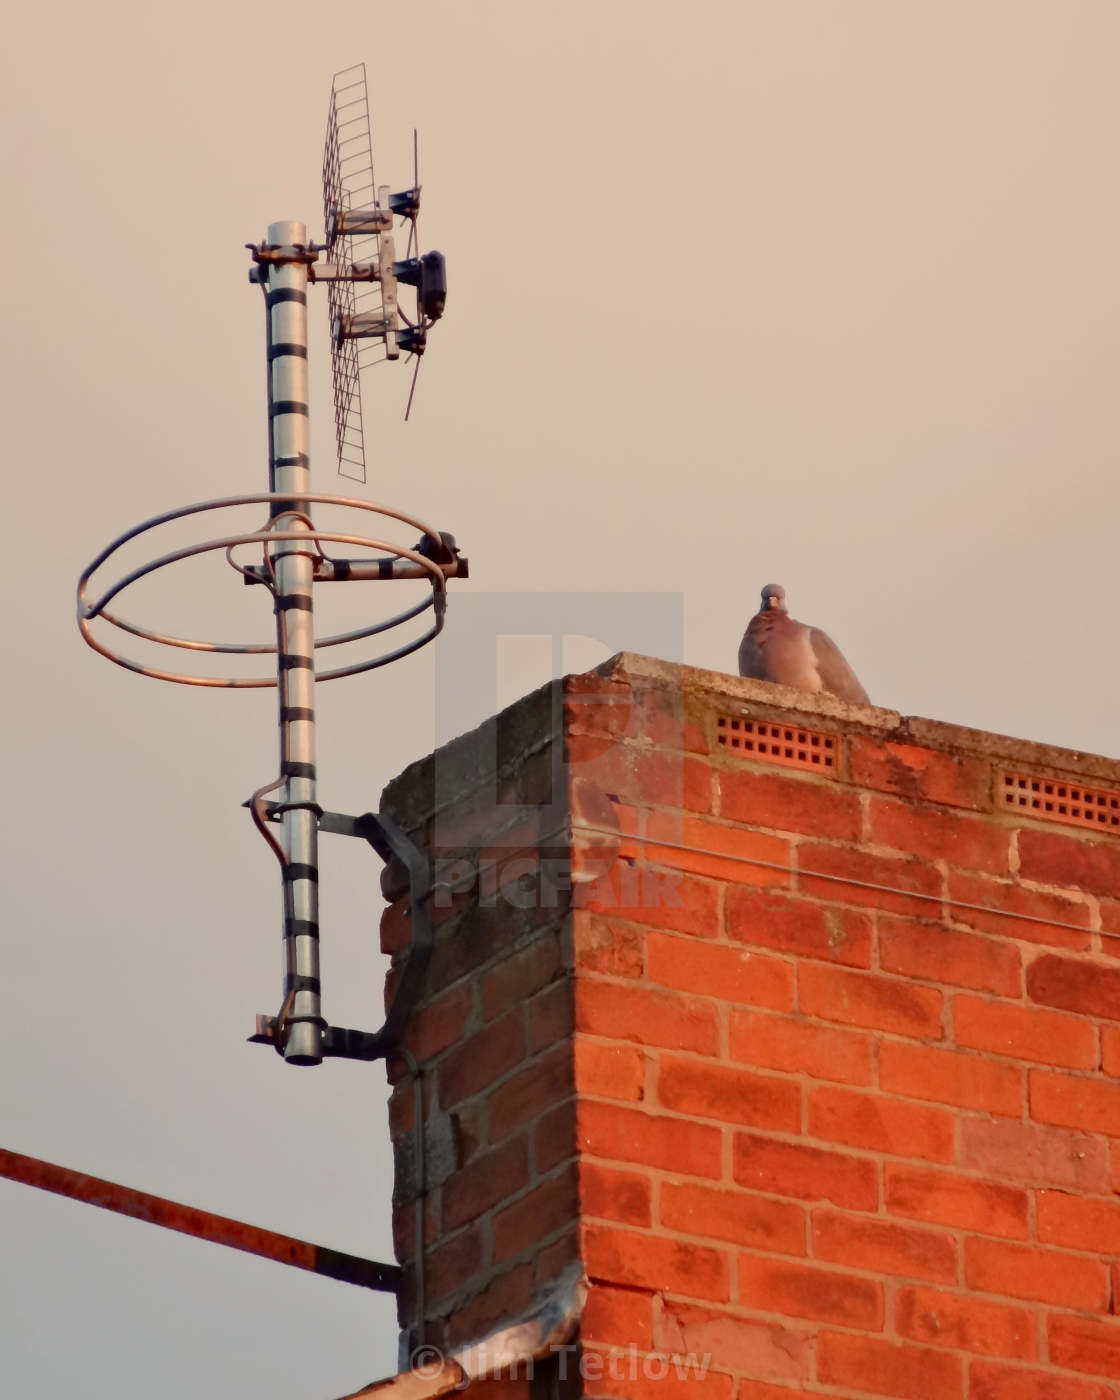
left=738, top=583, right=871, bottom=706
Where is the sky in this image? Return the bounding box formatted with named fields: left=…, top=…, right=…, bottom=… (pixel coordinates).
left=3, top=1, right=1119, bottom=1395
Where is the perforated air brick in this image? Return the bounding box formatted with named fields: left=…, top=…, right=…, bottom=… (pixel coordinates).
left=1000, top=771, right=1120, bottom=834
left=717, top=716, right=836, bottom=773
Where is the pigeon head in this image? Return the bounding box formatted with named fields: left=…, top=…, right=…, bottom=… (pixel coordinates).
left=760, top=583, right=787, bottom=613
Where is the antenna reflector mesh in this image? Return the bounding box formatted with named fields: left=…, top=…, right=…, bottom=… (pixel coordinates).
left=323, top=64, right=383, bottom=483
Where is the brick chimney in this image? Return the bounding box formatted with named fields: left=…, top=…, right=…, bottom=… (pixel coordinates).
left=379, top=653, right=1120, bottom=1398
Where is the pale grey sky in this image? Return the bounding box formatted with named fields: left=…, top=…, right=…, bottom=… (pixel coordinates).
left=3, top=2, right=1119, bottom=1395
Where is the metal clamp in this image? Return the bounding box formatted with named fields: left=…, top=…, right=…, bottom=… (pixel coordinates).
left=246, top=240, right=323, bottom=266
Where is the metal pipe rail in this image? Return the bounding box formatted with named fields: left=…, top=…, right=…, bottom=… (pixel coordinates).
left=0, top=1148, right=399, bottom=1293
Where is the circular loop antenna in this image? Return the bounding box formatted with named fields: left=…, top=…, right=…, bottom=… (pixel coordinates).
left=76, top=493, right=454, bottom=687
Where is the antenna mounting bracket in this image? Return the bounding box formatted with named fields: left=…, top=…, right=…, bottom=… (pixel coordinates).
left=248, top=807, right=434, bottom=1062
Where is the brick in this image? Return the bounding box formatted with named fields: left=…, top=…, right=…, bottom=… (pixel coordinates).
left=479, top=933, right=562, bottom=1021
left=661, top=1182, right=805, bottom=1255
left=870, top=798, right=1009, bottom=874
left=570, top=806, right=639, bottom=887
left=424, top=904, right=508, bottom=996
left=812, top=1209, right=957, bottom=1283
left=380, top=897, right=411, bottom=954
left=1102, top=900, right=1120, bottom=959
left=895, top=1285, right=1036, bottom=1360
left=885, top=1166, right=1029, bottom=1239
left=629, top=682, right=685, bottom=748
left=582, top=1222, right=730, bottom=1301
left=1030, top=1071, right=1120, bottom=1136
left=379, top=852, right=410, bottom=903
left=528, top=977, right=572, bottom=1052
left=402, top=982, right=471, bottom=1063
left=659, top=1056, right=801, bottom=1131
left=800, top=964, right=944, bottom=1039
left=580, top=1161, right=652, bottom=1227
left=425, top=1225, right=483, bottom=1303
left=817, top=1331, right=963, bottom=1400
left=564, top=676, right=632, bottom=744
left=577, top=867, right=721, bottom=939
left=964, top=1237, right=1109, bottom=1311
left=579, top=1357, right=734, bottom=1400
left=647, top=930, right=795, bottom=1011
left=578, top=1101, right=722, bottom=1179
left=959, top=1118, right=1110, bottom=1193
left=439, top=1010, right=527, bottom=1108
left=881, top=1041, right=1022, bottom=1118
left=492, top=1165, right=578, bottom=1262
left=388, top=1085, right=414, bottom=1137
left=657, top=1300, right=810, bottom=1384
left=880, top=916, right=1021, bottom=997
left=450, top=1098, right=487, bottom=1169
left=570, top=773, right=638, bottom=837
left=465, top=1382, right=531, bottom=1400
left=573, top=915, right=645, bottom=978
left=734, top=1133, right=878, bottom=1210
left=726, top=887, right=872, bottom=967
left=735, top=1387, right=820, bottom=1400
left=808, top=1085, right=954, bottom=1163
left=383, top=962, right=402, bottom=1014
left=1019, top=829, right=1120, bottom=900
left=566, top=737, right=711, bottom=814
left=574, top=1037, right=646, bottom=1102
left=442, top=1135, right=530, bottom=1231
left=441, top=1262, right=533, bottom=1349
left=968, top=1359, right=1114, bottom=1400
left=798, top=843, right=943, bottom=918
left=659, top=749, right=713, bottom=814
left=535, top=1100, right=575, bottom=1173
left=582, top=1282, right=654, bottom=1350
left=488, top=1044, right=572, bottom=1141
left=535, top=1227, right=579, bottom=1289
left=1037, top=1191, right=1120, bottom=1253
left=737, top=1254, right=882, bottom=1328
left=1103, top=1027, right=1120, bottom=1077
left=718, top=767, right=862, bottom=839
left=953, top=997, right=1096, bottom=1069
left=730, top=1008, right=874, bottom=1086
left=1048, top=1314, right=1120, bottom=1381
left=850, top=736, right=990, bottom=811
left=392, top=1197, right=440, bottom=1261
left=645, top=811, right=791, bottom=888
left=1027, top=954, right=1120, bottom=1024
left=946, top=871, right=1092, bottom=950
left=430, top=763, right=551, bottom=854
left=575, top=980, right=720, bottom=1056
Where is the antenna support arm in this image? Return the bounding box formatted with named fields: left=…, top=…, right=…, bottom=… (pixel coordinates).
left=248, top=809, right=434, bottom=1062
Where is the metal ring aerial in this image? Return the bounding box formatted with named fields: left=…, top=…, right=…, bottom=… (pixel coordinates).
left=76, top=493, right=451, bottom=688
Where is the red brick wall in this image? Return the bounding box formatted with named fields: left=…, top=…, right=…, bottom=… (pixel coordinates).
left=380, top=655, right=1120, bottom=1398
left=381, top=680, right=579, bottom=1351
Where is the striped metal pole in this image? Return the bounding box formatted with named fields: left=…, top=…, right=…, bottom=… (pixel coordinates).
left=265, top=220, right=322, bottom=1065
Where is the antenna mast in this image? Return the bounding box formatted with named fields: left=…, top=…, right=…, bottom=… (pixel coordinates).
left=76, top=67, right=464, bottom=1068
left=261, top=219, right=322, bottom=1063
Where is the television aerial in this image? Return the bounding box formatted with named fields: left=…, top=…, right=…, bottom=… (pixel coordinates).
left=76, top=64, right=465, bottom=1068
